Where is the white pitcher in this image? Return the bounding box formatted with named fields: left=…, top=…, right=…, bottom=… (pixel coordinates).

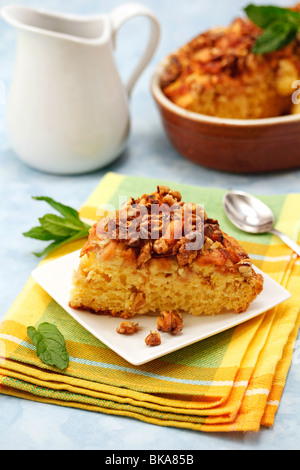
left=1, top=3, right=160, bottom=174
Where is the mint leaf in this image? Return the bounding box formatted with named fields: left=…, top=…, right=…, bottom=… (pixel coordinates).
left=33, top=196, right=88, bottom=228
left=245, top=4, right=300, bottom=28
left=32, top=240, right=68, bottom=258
left=38, top=214, right=79, bottom=237
left=33, top=228, right=89, bottom=258
left=23, top=226, right=65, bottom=241
left=27, top=322, right=69, bottom=370
left=23, top=196, right=92, bottom=258
left=244, top=4, right=300, bottom=54
left=252, top=20, right=298, bottom=54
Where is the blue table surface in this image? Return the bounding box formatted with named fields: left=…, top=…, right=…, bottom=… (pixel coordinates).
left=0, top=0, right=299, bottom=450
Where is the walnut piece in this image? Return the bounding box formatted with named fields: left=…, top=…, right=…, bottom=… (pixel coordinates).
left=153, top=238, right=169, bottom=254
left=116, top=321, right=140, bottom=335
left=157, top=310, right=183, bottom=335
left=131, top=291, right=146, bottom=312
left=238, top=261, right=252, bottom=278
left=145, top=330, right=161, bottom=346
left=137, top=242, right=152, bottom=267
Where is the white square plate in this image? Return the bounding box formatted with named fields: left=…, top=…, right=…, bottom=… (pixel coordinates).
left=32, top=250, right=291, bottom=366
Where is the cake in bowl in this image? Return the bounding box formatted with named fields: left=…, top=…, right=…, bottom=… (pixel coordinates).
left=160, top=6, right=300, bottom=119
left=69, top=186, right=263, bottom=317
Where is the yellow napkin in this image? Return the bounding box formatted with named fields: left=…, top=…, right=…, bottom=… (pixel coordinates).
left=0, top=172, right=299, bottom=432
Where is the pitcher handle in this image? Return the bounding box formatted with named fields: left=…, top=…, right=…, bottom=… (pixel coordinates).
left=110, top=3, right=160, bottom=97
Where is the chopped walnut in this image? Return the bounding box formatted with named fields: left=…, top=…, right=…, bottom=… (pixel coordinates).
left=157, top=185, right=171, bottom=196
left=153, top=238, right=169, bottom=254
left=137, top=242, right=152, bottom=267
left=204, top=220, right=224, bottom=243
left=177, top=240, right=199, bottom=266
left=145, top=330, right=161, bottom=346
left=210, top=241, right=223, bottom=250
left=157, top=310, right=183, bottom=335
left=237, top=261, right=252, bottom=278
left=171, top=190, right=182, bottom=202
left=116, top=321, right=140, bottom=335
left=131, top=291, right=146, bottom=312
left=202, top=236, right=214, bottom=251
left=157, top=185, right=182, bottom=204
left=162, top=194, right=179, bottom=206
left=93, top=186, right=251, bottom=273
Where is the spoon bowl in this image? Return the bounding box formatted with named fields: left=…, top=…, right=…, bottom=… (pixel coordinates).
left=223, top=191, right=275, bottom=234
left=223, top=190, right=300, bottom=256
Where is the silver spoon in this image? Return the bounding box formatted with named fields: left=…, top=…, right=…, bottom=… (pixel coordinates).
left=223, top=190, right=300, bottom=257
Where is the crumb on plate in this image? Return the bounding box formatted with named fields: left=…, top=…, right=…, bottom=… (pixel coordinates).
left=157, top=310, right=183, bottom=335
left=116, top=321, right=140, bottom=335
left=145, top=330, right=161, bottom=346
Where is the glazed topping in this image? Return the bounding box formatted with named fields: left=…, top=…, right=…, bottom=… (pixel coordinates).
left=85, top=185, right=252, bottom=275
left=160, top=15, right=300, bottom=95
left=96, top=185, right=215, bottom=267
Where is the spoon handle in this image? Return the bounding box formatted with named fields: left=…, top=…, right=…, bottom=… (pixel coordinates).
left=270, top=228, right=300, bottom=257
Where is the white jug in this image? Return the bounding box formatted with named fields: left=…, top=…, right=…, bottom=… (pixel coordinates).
left=1, top=4, right=160, bottom=174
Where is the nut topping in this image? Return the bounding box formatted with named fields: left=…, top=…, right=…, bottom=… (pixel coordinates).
left=153, top=238, right=169, bottom=255
left=237, top=260, right=252, bottom=278
left=93, top=186, right=254, bottom=274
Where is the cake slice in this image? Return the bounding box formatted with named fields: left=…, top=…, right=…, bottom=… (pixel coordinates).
left=69, top=186, right=263, bottom=317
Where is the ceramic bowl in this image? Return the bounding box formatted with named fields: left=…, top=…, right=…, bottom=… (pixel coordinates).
left=151, top=60, right=300, bottom=173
